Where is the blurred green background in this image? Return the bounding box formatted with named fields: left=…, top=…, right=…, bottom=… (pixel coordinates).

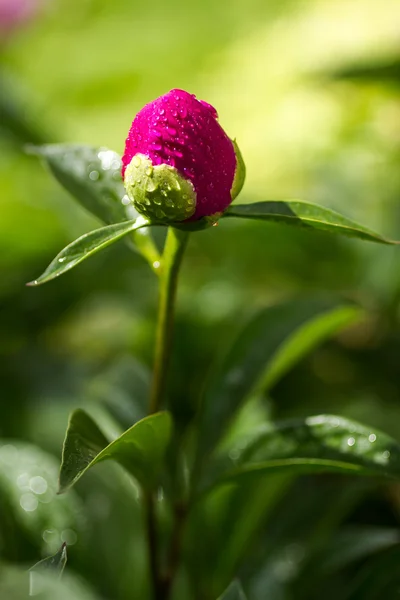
left=0, top=0, right=400, bottom=598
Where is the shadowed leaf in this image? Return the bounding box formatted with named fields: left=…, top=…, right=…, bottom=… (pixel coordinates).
left=218, top=580, right=248, bottom=599
left=59, top=410, right=172, bottom=493
left=196, top=298, right=361, bottom=465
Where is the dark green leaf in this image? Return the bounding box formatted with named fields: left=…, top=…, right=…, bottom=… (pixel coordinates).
left=326, top=56, right=400, bottom=85
left=255, top=305, right=361, bottom=393
left=196, top=298, right=361, bottom=464
left=224, top=201, right=399, bottom=244
left=58, top=410, right=172, bottom=493
left=27, top=219, right=152, bottom=286
left=30, top=543, right=67, bottom=577
left=86, top=356, right=150, bottom=429
left=27, top=144, right=132, bottom=224
left=218, top=580, right=248, bottom=599
left=316, top=526, right=400, bottom=576
left=212, top=414, right=400, bottom=489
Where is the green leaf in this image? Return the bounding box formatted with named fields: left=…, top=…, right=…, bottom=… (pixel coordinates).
left=58, top=410, right=172, bottom=493
left=196, top=297, right=361, bottom=464
left=214, top=414, right=400, bottom=488
left=218, top=580, right=248, bottom=600
left=326, top=56, right=400, bottom=85
left=27, top=144, right=133, bottom=224
left=29, top=544, right=68, bottom=594
left=86, top=356, right=150, bottom=429
left=30, top=544, right=67, bottom=577
left=224, top=201, right=399, bottom=244
left=316, top=526, right=400, bottom=576
left=27, top=218, right=152, bottom=286
left=258, top=304, right=362, bottom=392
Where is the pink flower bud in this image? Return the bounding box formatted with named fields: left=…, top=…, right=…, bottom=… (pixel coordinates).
left=122, top=89, right=245, bottom=222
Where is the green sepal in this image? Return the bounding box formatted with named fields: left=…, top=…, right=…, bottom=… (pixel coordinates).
left=230, top=139, right=246, bottom=201
left=124, top=154, right=196, bottom=222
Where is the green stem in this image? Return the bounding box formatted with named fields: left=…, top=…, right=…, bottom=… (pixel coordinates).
left=149, top=227, right=189, bottom=414
left=145, top=226, right=189, bottom=600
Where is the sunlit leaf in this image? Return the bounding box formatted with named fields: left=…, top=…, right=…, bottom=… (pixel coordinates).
left=27, top=144, right=132, bottom=224
left=58, top=410, right=172, bottom=493
left=195, top=298, right=361, bottom=465
left=224, top=201, right=399, bottom=244
left=218, top=580, right=248, bottom=599
left=27, top=219, right=152, bottom=286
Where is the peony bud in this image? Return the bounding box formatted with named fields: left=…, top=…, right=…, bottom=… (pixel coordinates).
left=122, top=89, right=245, bottom=222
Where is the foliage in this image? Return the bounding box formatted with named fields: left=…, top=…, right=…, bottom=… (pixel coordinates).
left=1, top=1, right=400, bottom=599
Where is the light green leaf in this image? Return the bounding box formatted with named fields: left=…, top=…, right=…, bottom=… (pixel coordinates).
left=27, top=144, right=132, bottom=224
left=30, top=544, right=67, bottom=577
left=196, top=298, right=361, bottom=464
left=27, top=218, right=152, bottom=286
left=224, top=201, right=399, bottom=245
left=58, top=410, right=172, bottom=493
left=29, top=545, right=67, bottom=595
left=218, top=580, right=248, bottom=600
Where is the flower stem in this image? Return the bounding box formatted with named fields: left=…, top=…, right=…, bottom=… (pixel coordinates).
left=149, top=226, right=189, bottom=414
left=146, top=226, right=189, bottom=600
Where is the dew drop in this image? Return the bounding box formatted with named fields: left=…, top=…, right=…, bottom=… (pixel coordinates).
left=89, top=170, right=99, bottom=181
left=347, top=437, right=355, bottom=447
left=30, top=476, right=48, bottom=495
left=58, top=257, right=66, bottom=263
left=146, top=179, right=157, bottom=192
left=20, top=492, right=38, bottom=512
left=132, top=155, right=141, bottom=167
left=369, top=433, right=377, bottom=443
left=61, top=529, right=78, bottom=546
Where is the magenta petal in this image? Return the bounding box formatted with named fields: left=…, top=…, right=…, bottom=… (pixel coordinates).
left=122, top=89, right=236, bottom=219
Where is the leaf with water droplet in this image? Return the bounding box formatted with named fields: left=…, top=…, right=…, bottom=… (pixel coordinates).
left=204, top=415, right=400, bottom=494
left=58, top=410, right=172, bottom=493
left=26, top=144, right=132, bottom=225
left=27, top=219, right=153, bottom=286
left=224, top=200, right=400, bottom=245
